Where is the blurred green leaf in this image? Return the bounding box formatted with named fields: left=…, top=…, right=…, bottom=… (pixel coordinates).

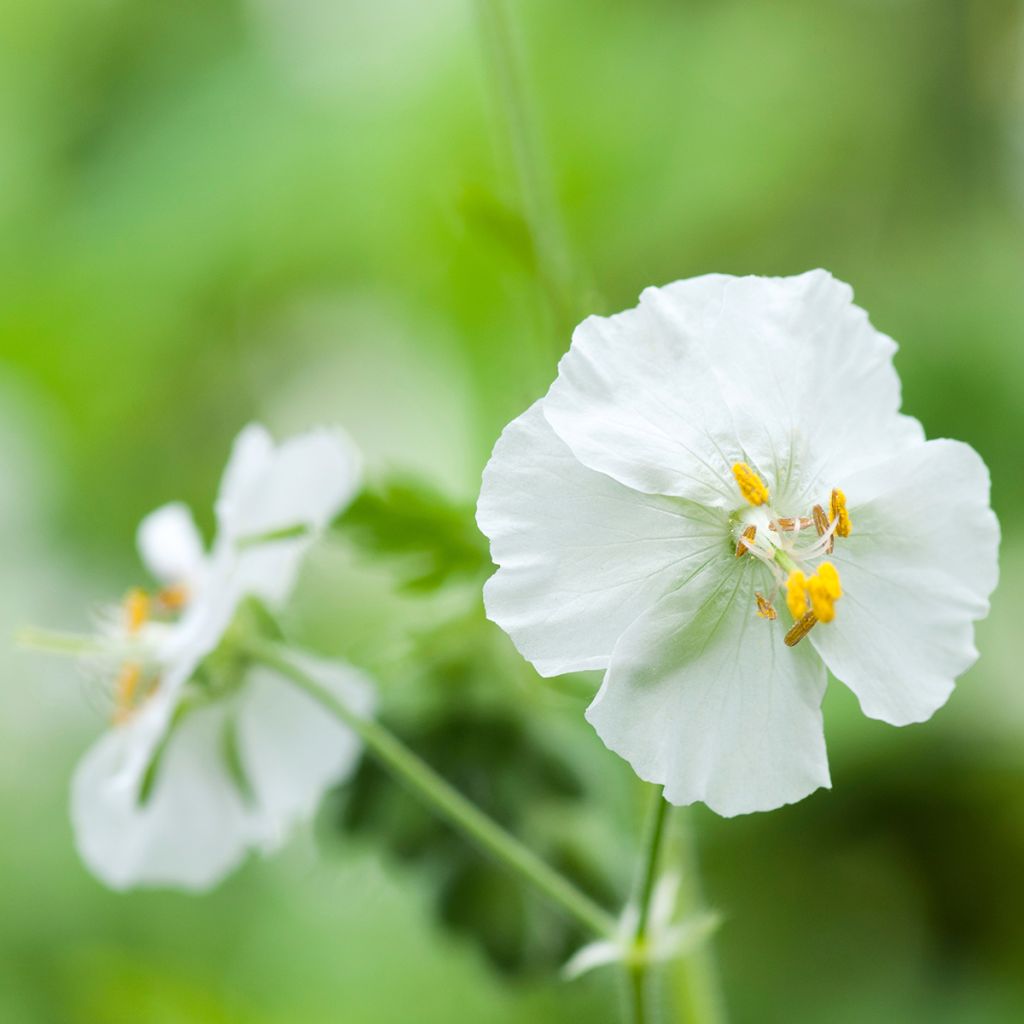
left=336, top=476, right=491, bottom=592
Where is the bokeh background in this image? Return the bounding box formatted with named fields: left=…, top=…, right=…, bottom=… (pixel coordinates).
left=2, top=1, right=1023, bottom=1021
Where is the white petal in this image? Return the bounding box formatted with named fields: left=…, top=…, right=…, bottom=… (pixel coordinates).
left=71, top=703, right=254, bottom=891
left=136, top=502, right=206, bottom=586
left=562, top=940, right=622, bottom=980
left=215, top=423, right=275, bottom=523
left=586, top=558, right=831, bottom=816
left=649, top=271, right=924, bottom=495
left=544, top=271, right=923, bottom=508
left=477, top=401, right=730, bottom=676
left=810, top=439, right=999, bottom=726
left=215, top=423, right=362, bottom=606
left=234, top=651, right=375, bottom=851
left=543, top=277, right=741, bottom=505
left=216, top=422, right=361, bottom=541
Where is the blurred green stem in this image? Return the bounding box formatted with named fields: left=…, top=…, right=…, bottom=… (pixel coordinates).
left=628, top=786, right=671, bottom=1024
left=246, top=639, right=617, bottom=940
left=475, top=0, right=579, bottom=350
left=669, top=809, right=729, bottom=1024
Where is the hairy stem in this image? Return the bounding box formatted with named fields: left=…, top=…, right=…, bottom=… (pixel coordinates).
left=246, top=638, right=617, bottom=939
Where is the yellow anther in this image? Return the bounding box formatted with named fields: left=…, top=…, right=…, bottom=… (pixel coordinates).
left=755, top=592, right=777, bottom=620
left=812, top=504, right=834, bottom=553
left=156, top=583, right=190, bottom=612
left=830, top=488, right=852, bottom=538
left=807, top=563, right=842, bottom=623
left=785, top=611, right=818, bottom=647
left=113, top=662, right=142, bottom=724
left=736, top=524, right=757, bottom=558
left=123, top=588, right=151, bottom=634
left=816, top=562, right=842, bottom=600
left=785, top=570, right=808, bottom=619
left=771, top=516, right=813, bottom=533
left=732, top=462, right=769, bottom=506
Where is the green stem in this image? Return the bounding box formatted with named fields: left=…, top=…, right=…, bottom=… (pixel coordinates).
left=633, top=786, right=671, bottom=943
left=475, top=0, right=578, bottom=348
left=627, top=786, right=671, bottom=1024
left=245, top=639, right=617, bottom=940
left=16, top=627, right=117, bottom=657
left=670, top=809, right=729, bottom=1024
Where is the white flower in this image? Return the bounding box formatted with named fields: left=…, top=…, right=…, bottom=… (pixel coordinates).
left=73, top=650, right=375, bottom=891
left=71, top=423, right=370, bottom=889
left=563, top=875, right=717, bottom=980
left=477, top=271, right=1000, bottom=816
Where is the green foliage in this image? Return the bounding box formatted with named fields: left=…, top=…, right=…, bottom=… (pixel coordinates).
left=3, top=0, right=1024, bottom=1020
left=337, top=477, right=492, bottom=592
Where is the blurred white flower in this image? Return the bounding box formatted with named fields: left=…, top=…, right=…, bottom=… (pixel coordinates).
left=73, top=650, right=375, bottom=891
left=478, top=271, right=999, bottom=816
left=71, top=423, right=370, bottom=890
left=563, top=874, right=717, bottom=980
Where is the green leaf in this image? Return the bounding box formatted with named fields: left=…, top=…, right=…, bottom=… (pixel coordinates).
left=336, top=476, right=491, bottom=592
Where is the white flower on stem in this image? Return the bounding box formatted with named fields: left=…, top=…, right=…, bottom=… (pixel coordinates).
left=563, top=874, right=718, bottom=980
left=477, top=272, right=999, bottom=816
left=71, top=423, right=372, bottom=890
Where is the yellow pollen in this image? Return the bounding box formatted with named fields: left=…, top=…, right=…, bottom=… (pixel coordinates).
left=732, top=463, right=769, bottom=506
left=785, top=570, right=809, bottom=619
left=736, top=524, right=757, bottom=558
left=156, top=583, right=190, bottom=611
left=123, top=588, right=151, bottom=634
left=785, top=611, right=818, bottom=647
left=807, top=563, right=842, bottom=623
left=830, top=488, right=852, bottom=538
left=755, top=592, right=777, bottom=620
left=816, top=562, right=842, bottom=600
left=113, top=662, right=142, bottom=724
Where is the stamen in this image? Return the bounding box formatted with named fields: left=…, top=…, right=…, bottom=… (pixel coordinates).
left=830, top=488, right=852, bottom=537
left=123, top=589, right=151, bottom=635
left=807, top=562, right=842, bottom=623
left=812, top=504, right=834, bottom=554
left=755, top=592, right=777, bottom=620
left=113, top=662, right=142, bottom=724
left=732, top=463, right=769, bottom=506
left=785, top=611, right=818, bottom=647
left=735, top=524, right=757, bottom=558
left=785, top=570, right=808, bottom=619
left=770, top=516, right=813, bottom=533
left=817, top=562, right=842, bottom=599
left=156, top=584, right=190, bottom=612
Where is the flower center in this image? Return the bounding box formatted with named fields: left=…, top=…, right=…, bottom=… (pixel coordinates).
left=730, top=463, right=852, bottom=647
left=111, top=584, right=192, bottom=724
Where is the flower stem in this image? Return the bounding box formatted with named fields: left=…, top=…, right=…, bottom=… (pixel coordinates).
left=627, top=786, right=671, bottom=1024
left=669, top=809, right=729, bottom=1024
left=245, top=639, right=617, bottom=940
left=16, top=626, right=116, bottom=657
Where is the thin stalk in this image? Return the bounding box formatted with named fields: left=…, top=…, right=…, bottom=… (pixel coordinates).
left=627, top=786, right=671, bottom=1024
left=16, top=627, right=116, bottom=657
left=670, top=809, right=729, bottom=1024
left=475, top=0, right=579, bottom=349
left=245, top=639, right=616, bottom=940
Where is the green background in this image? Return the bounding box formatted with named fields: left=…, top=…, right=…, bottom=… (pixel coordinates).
left=2, top=1, right=1022, bottom=1021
